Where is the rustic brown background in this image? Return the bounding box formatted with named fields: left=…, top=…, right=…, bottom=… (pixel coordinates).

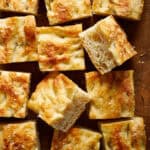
left=0, top=0, right=149, bottom=149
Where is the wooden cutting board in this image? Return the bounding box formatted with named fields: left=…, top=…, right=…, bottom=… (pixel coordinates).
left=0, top=0, right=149, bottom=149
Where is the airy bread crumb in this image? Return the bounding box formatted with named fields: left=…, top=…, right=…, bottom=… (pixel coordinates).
left=79, top=16, right=137, bottom=74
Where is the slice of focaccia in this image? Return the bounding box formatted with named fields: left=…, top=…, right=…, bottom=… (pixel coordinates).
left=28, top=73, right=91, bottom=132
left=37, top=24, right=85, bottom=71
left=0, top=121, right=39, bottom=150
left=0, top=0, right=39, bottom=14
left=92, top=0, right=144, bottom=20
left=99, top=117, right=146, bottom=150
left=51, top=127, right=101, bottom=150
left=85, top=70, right=135, bottom=119
left=79, top=16, right=137, bottom=74
left=0, top=70, right=31, bottom=118
left=0, top=15, right=37, bottom=64
left=44, top=0, right=92, bottom=25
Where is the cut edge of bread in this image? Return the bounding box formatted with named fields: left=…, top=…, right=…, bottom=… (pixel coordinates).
left=79, top=24, right=117, bottom=75
left=50, top=88, right=91, bottom=132
left=79, top=16, right=137, bottom=74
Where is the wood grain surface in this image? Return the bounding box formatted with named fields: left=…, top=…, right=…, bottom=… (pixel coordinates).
left=0, top=0, right=150, bottom=149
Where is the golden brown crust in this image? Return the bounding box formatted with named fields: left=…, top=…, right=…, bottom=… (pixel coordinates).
left=98, top=16, right=137, bottom=65
left=92, top=0, right=144, bottom=20
left=0, top=0, right=39, bottom=14
left=51, top=127, right=101, bottom=150
left=24, top=15, right=37, bottom=60
left=85, top=70, right=135, bottom=119
left=0, top=121, right=39, bottom=150
left=44, top=0, right=92, bottom=25
left=37, top=24, right=85, bottom=71
left=0, top=15, right=37, bottom=64
left=79, top=16, right=137, bottom=74
left=0, top=71, right=30, bottom=118
left=100, top=117, right=146, bottom=150
left=28, top=73, right=91, bottom=132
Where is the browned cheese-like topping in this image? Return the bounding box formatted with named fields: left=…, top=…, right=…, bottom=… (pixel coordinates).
left=0, top=71, right=30, bottom=118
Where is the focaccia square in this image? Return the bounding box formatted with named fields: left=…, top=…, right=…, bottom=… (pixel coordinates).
left=37, top=24, right=85, bottom=71
left=92, top=0, right=144, bottom=20
left=28, top=73, right=91, bottom=132
left=51, top=127, right=101, bottom=150
left=79, top=16, right=137, bottom=74
left=85, top=70, right=135, bottom=119
left=0, top=70, right=31, bottom=118
left=0, top=121, right=39, bottom=150
left=44, top=0, right=92, bottom=25
left=0, top=0, right=39, bottom=14
left=99, top=117, right=146, bottom=150
left=0, top=15, right=37, bottom=64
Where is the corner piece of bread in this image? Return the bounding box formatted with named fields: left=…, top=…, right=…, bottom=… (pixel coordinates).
left=0, top=0, right=39, bottom=14
left=0, top=121, right=40, bottom=150
left=51, top=127, right=101, bottom=150
left=0, top=70, right=31, bottom=118
left=37, top=24, right=85, bottom=71
left=28, top=73, right=91, bottom=132
left=92, top=0, right=144, bottom=20
left=99, top=117, right=146, bottom=150
left=85, top=70, right=135, bottom=119
left=44, top=0, right=92, bottom=25
left=79, top=15, right=137, bottom=74
left=0, top=15, right=37, bottom=64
